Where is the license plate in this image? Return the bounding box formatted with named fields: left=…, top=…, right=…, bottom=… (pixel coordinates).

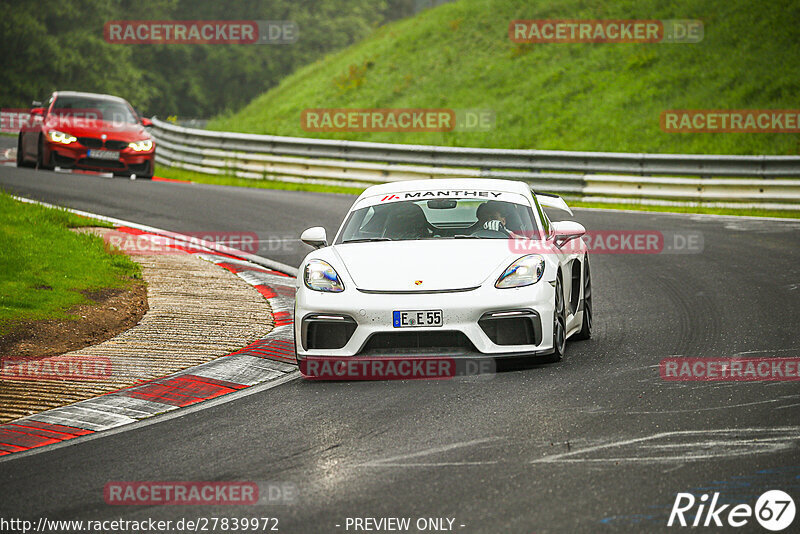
left=393, top=310, right=443, bottom=328
left=88, top=149, right=120, bottom=160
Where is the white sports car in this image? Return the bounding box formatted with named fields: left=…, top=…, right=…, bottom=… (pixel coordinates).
left=295, top=179, right=591, bottom=375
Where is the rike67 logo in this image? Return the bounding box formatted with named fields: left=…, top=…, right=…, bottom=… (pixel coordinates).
left=668, top=490, right=795, bottom=531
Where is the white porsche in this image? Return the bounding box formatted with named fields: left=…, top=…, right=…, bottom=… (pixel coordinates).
left=294, top=179, right=592, bottom=372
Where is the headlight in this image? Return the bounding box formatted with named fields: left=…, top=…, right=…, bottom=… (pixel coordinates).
left=48, top=130, right=77, bottom=144
left=495, top=255, right=545, bottom=289
left=304, top=259, right=344, bottom=292
left=128, top=139, right=153, bottom=151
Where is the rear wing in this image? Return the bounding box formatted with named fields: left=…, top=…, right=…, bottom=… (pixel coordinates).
left=532, top=190, right=574, bottom=216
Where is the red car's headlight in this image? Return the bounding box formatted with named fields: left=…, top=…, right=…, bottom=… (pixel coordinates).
left=48, top=130, right=77, bottom=144
left=128, top=139, right=153, bottom=152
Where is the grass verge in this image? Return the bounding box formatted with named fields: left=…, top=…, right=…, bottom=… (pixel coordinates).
left=0, top=190, right=141, bottom=335
left=209, top=0, right=800, bottom=156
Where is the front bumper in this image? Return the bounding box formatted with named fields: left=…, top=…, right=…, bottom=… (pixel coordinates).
left=295, top=281, right=556, bottom=360
left=46, top=141, right=154, bottom=175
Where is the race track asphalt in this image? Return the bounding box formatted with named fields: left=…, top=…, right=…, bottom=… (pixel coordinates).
left=1, top=164, right=799, bottom=533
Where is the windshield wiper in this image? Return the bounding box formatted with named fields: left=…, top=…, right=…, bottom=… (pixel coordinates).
left=342, top=238, right=392, bottom=243
left=454, top=235, right=479, bottom=239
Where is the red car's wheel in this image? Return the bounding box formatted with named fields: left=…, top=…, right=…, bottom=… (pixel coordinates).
left=16, top=136, right=32, bottom=167
left=36, top=136, right=53, bottom=170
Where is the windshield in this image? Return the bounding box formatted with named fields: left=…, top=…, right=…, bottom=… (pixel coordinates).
left=337, top=198, right=542, bottom=243
left=51, top=96, right=139, bottom=124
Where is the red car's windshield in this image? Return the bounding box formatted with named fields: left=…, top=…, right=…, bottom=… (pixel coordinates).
left=51, top=96, right=139, bottom=124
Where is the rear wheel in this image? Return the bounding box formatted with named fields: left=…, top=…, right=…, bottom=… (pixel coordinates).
left=574, top=257, right=592, bottom=340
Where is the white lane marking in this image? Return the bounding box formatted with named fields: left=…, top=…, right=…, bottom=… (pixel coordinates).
left=618, top=396, right=799, bottom=415
left=661, top=464, right=686, bottom=474
left=368, top=461, right=500, bottom=467
left=640, top=437, right=796, bottom=448
left=358, top=437, right=502, bottom=467
left=0, top=371, right=300, bottom=464
left=29, top=403, right=140, bottom=431
left=734, top=347, right=800, bottom=356
left=54, top=167, right=113, bottom=178
left=530, top=427, right=800, bottom=464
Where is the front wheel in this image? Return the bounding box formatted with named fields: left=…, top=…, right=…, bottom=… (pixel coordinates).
left=16, top=136, right=30, bottom=167
left=36, top=137, right=53, bottom=170
left=541, top=276, right=566, bottom=363
left=574, top=257, right=592, bottom=340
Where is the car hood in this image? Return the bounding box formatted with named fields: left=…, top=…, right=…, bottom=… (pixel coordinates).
left=44, top=116, right=149, bottom=141
left=333, top=240, right=518, bottom=292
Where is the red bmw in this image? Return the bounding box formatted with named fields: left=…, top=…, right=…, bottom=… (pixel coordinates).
left=17, top=91, right=155, bottom=179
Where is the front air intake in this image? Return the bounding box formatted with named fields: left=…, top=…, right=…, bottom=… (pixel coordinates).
left=302, top=314, right=357, bottom=350
left=479, top=311, right=542, bottom=346
left=360, top=331, right=476, bottom=356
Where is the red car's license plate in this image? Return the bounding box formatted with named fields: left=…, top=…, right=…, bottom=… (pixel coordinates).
left=88, top=149, right=120, bottom=160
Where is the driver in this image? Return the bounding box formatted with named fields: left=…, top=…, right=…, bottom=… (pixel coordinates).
left=471, top=201, right=522, bottom=238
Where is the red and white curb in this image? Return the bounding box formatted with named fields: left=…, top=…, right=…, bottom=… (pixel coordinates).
left=0, top=212, right=299, bottom=458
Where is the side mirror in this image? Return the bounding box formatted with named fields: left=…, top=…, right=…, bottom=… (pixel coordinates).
left=551, top=220, right=586, bottom=248
left=141, top=117, right=153, bottom=127
left=30, top=107, right=45, bottom=117
left=301, top=226, right=327, bottom=249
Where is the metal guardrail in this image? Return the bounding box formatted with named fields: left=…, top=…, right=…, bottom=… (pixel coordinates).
left=150, top=118, right=800, bottom=210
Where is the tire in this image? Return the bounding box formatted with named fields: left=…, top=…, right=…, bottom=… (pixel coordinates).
left=16, top=136, right=30, bottom=167
left=574, top=257, right=592, bottom=340
left=140, top=159, right=154, bottom=179
left=541, top=275, right=567, bottom=363
left=36, top=137, right=52, bottom=170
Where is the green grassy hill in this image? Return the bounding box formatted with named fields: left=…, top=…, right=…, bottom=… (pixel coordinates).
left=209, top=0, right=799, bottom=155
